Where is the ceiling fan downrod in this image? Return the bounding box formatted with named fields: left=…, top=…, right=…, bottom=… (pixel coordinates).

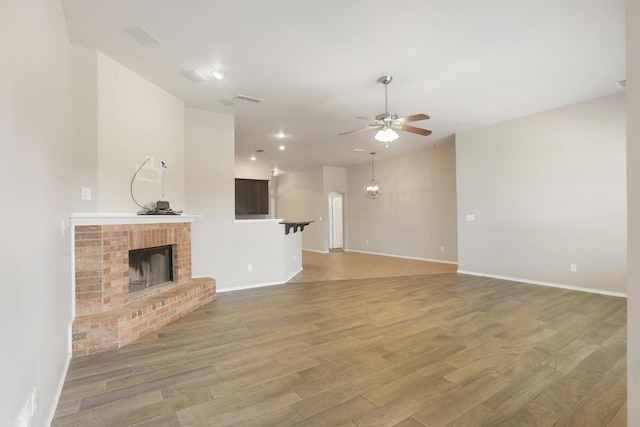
left=378, top=75, right=393, bottom=117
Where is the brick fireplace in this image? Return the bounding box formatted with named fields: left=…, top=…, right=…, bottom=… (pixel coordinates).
left=71, top=215, right=216, bottom=356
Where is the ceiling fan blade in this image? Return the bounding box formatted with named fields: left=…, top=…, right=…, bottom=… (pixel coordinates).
left=398, top=124, right=432, bottom=136
left=339, top=127, right=376, bottom=136
left=395, top=113, right=430, bottom=124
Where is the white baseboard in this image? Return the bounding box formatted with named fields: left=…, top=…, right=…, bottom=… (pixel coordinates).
left=216, top=280, right=287, bottom=293
left=302, top=248, right=329, bottom=254
left=345, top=249, right=458, bottom=265
left=284, top=267, right=304, bottom=283
left=47, top=350, right=72, bottom=426
left=457, top=270, right=627, bottom=298
left=195, top=267, right=303, bottom=294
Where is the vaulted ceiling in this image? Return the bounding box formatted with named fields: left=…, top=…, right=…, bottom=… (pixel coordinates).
left=62, top=0, right=625, bottom=174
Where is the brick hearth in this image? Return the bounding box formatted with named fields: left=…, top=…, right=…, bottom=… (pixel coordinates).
left=71, top=218, right=216, bottom=356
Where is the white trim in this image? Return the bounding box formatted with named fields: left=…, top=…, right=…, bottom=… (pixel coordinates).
left=457, top=270, right=627, bottom=298
left=71, top=212, right=199, bottom=226
left=196, top=267, right=304, bottom=294
left=302, top=248, right=329, bottom=254
left=216, top=280, right=287, bottom=293
left=47, top=351, right=71, bottom=426
left=345, top=249, right=458, bottom=265
left=284, top=267, right=304, bottom=283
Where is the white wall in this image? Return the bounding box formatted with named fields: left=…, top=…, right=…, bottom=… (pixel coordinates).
left=97, top=52, right=186, bottom=212
left=71, top=46, right=99, bottom=212
left=347, top=143, right=458, bottom=263
left=627, top=0, right=640, bottom=422
left=0, top=0, right=73, bottom=425
left=71, top=47, right=186, bottom=213
left=186, top=109, right=299, bottom=290
left=456, top=93, right=626, bottom=294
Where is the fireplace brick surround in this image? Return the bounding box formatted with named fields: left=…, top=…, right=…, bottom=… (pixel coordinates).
left=72, top=218, right=216, bottom=356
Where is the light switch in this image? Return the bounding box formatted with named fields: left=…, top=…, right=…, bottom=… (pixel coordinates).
left=466, top=214, right=476, bottom=222
left=81, top=187, right=91, bottom=201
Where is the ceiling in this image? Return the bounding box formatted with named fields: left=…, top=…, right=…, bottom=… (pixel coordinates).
left=61, top=0, right=625, bottom=175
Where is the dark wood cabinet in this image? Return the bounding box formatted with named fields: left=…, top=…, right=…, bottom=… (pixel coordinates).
left=235, top=179, right=269, bottom=215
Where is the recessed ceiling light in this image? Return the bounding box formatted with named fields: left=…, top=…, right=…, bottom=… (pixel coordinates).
left=271, top=169, right=280, bottom=176
left=353, top=148, right=365, bottom=152
left=250, top=155, right=256, bottom=161
left=279, top=145, right=286, bottom=150
left=211, top=69, right=224, bottom=80
left=276, top=131, right=285, bottom=138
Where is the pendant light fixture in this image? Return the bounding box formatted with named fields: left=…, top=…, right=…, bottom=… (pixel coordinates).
left=364, top=152, right=382, bottom=199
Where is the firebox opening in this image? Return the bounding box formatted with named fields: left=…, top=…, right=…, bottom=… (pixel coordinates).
left=129, top=245, right=174, bottom=294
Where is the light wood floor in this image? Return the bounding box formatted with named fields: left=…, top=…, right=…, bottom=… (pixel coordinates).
left=53, top=251, right=626, bottom=426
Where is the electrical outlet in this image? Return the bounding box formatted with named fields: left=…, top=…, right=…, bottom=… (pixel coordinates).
left=144, top=156, right=154, bottom=167
left=440, top=246, right=445, bottom=252
left=466, top=214, right=476, bottom=222
left=247, top=264, right=253, bottom=272
left=570, top=264, right=577, bottom=272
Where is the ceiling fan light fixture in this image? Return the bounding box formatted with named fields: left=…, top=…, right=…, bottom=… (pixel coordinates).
left=374, top=127, right=399, bottom=143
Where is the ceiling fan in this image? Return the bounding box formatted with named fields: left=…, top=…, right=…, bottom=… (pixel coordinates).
left=340, top=75, right=432, bottom=146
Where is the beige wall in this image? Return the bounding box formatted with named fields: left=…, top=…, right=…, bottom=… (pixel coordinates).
left=0, top=0, right=73, bottom=424
left=235, top=160, right=272, bottom=180
left=456, top=93, right=626, bottom=294
left=347, top=143, right=458, bottom=263
left=276, top=167, right=325, bottom=251
left=627, top=0, right=640, bottom=422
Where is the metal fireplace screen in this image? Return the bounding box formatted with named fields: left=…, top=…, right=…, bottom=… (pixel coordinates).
left=128, top=245, right=174, bottom=294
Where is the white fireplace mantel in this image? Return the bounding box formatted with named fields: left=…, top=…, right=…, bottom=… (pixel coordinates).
left=70, top=212, right=200, bottom=226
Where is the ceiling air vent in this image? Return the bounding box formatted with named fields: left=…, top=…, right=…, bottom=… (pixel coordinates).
left=234, top=94, right=263, bottom=104
left=123, top=26, right=161, bottom=46
left=218, top=98, right=235, bottom=106
left=181, top=70, right=207, bottom=82
left=616, top=79, right=626, bottom=88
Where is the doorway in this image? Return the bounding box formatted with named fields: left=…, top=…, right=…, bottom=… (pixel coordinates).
left=328, top=193, right=344, bottom=250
